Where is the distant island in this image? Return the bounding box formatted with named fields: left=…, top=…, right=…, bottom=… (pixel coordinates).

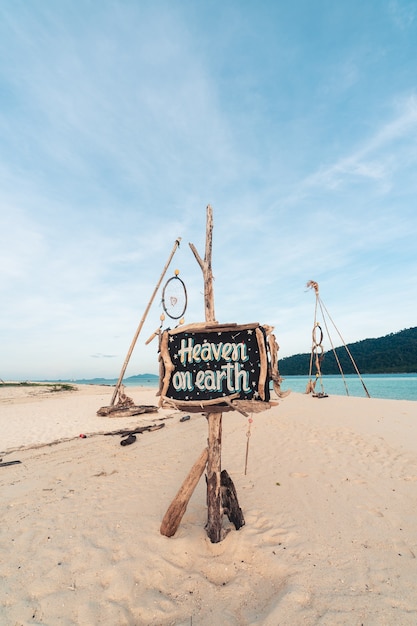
left=51, top=373, right=159, bottom=386
left=279, top=327, right=417, bottom=376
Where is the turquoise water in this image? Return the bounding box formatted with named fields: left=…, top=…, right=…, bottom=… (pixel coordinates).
left=278, top=373, right=417, bottom=402
left=98, top=373, right=417, bottom=402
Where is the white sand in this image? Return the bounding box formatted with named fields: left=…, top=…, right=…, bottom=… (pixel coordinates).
left=1, top=384, right=417, bottom=625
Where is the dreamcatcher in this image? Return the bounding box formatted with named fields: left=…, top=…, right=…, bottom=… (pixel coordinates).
left=162, top=269, right=187, bottom=321
left=145, top=269, right=188, bottom=345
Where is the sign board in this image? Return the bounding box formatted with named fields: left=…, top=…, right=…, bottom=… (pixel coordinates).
left=159, top=323, right=271, bottom=409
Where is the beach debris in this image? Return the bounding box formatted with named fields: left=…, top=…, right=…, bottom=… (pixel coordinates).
left=160, top=448, right=209, bottom=537
left=0, top=460, right=22, bottom=467
left=220, top=469, right=245, bottom=530
left=97, top=404, right=158, bottom=418
left=120, top=434, right=137, bottom=446
left=79, top=434, right=87, bottom=438
left=179, top=415, right=190, bottom=422
left=97, top=386, right=159, bottom=417
left=104, top=423, right=165, bottom=437
left=160, top=450, right=245, bottom=539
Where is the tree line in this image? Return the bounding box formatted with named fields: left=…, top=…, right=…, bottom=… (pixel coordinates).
left=279, top=327, right=417, bottom=375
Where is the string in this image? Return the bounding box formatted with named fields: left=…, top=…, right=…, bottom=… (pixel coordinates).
left=244, top=415, right=253, bottom=475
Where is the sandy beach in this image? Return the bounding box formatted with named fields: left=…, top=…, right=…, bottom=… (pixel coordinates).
left=1, top=383, right=417, bottom=625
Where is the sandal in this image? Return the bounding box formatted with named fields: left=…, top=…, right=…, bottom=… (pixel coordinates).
left=120, top=434, right=137, bottom=446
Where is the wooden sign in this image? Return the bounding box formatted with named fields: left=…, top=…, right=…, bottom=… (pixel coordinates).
left=159, top=322, right=272, bottom=411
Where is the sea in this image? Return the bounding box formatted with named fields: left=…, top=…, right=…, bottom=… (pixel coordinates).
left=72, top=373, right=417, bottom=402
left=278, top=373, right=417, bottom=402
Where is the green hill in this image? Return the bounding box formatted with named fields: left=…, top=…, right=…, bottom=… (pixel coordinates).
left=279, top=327, right=417, bottom=375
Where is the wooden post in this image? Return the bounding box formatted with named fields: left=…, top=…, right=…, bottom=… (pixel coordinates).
left=206, top=411, right=224, bottom=542
left=189, top=205, right=223, bottom=543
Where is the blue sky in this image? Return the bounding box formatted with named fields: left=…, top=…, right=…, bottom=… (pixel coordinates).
left=1, top=0, right=417, bottom=380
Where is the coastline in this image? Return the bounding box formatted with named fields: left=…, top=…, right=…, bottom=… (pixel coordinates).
left=19, top=371, right=416, bottom=401
left=1, top=386, right=417, bottom=624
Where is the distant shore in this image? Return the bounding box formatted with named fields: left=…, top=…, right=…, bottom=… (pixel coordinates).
left=3, top=370, right=416, bottom=401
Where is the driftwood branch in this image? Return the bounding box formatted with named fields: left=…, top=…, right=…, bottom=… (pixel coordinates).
left=167, top=321, right=260, bottom=335
left=160, top=448, right=208, bottom=537
left=189, top=205, right=216, bottom=324
left=266, top=329, right=291, bottom=398
left=205, top=411, right=223, bottom=542
left=222, top=396, right=249, bottom=417
left=103, top=424, right=165, bottom=436
left=255, top=327, right=268, bottom=400
left=158, top=330, right=175, bottom=406
left=160, top=392, right=240, bottom=412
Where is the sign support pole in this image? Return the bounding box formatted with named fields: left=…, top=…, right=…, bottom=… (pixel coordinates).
left=109, top=237, right=181, bottom=407
left=189, top=205, right=224, bottom=543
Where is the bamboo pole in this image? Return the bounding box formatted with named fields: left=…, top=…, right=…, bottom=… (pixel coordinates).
left=110, top=237, right=181, bottom=406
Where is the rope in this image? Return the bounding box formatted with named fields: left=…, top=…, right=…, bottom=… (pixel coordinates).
left=317, top=298, right=350, bottom=396
left=307, top=283, right=326, bottom=396
left=244, top=415, right=253, bottom=475
left=318, top=297, right=371, bottom=398
left=306, top=280, right=371, bottom=399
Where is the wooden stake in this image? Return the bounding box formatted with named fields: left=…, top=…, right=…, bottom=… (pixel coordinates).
left=160, top=448, right=208, bottom=537
left=110, top=237, right=181, bottom=406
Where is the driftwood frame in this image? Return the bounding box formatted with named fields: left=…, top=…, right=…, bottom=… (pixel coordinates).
left=158, top=321, right=274, bottom=413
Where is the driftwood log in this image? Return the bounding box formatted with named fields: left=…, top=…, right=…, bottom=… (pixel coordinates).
left=221, top=469, right=245, bottom=530
left=98, top=384, right=159, bottom=417
left=160, top=447, right=208, bottom=537
left=103, top=424, right=165, bottom=436
left=97, top=405, right=158, bottom=417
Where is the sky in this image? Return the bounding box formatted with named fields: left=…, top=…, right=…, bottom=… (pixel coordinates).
left=1, top=0, right=417, bottom=380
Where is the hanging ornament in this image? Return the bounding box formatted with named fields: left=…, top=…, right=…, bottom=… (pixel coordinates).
left=244, top=414, right=254, bottom=475
left=162, top=269, right=188, bottom=320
